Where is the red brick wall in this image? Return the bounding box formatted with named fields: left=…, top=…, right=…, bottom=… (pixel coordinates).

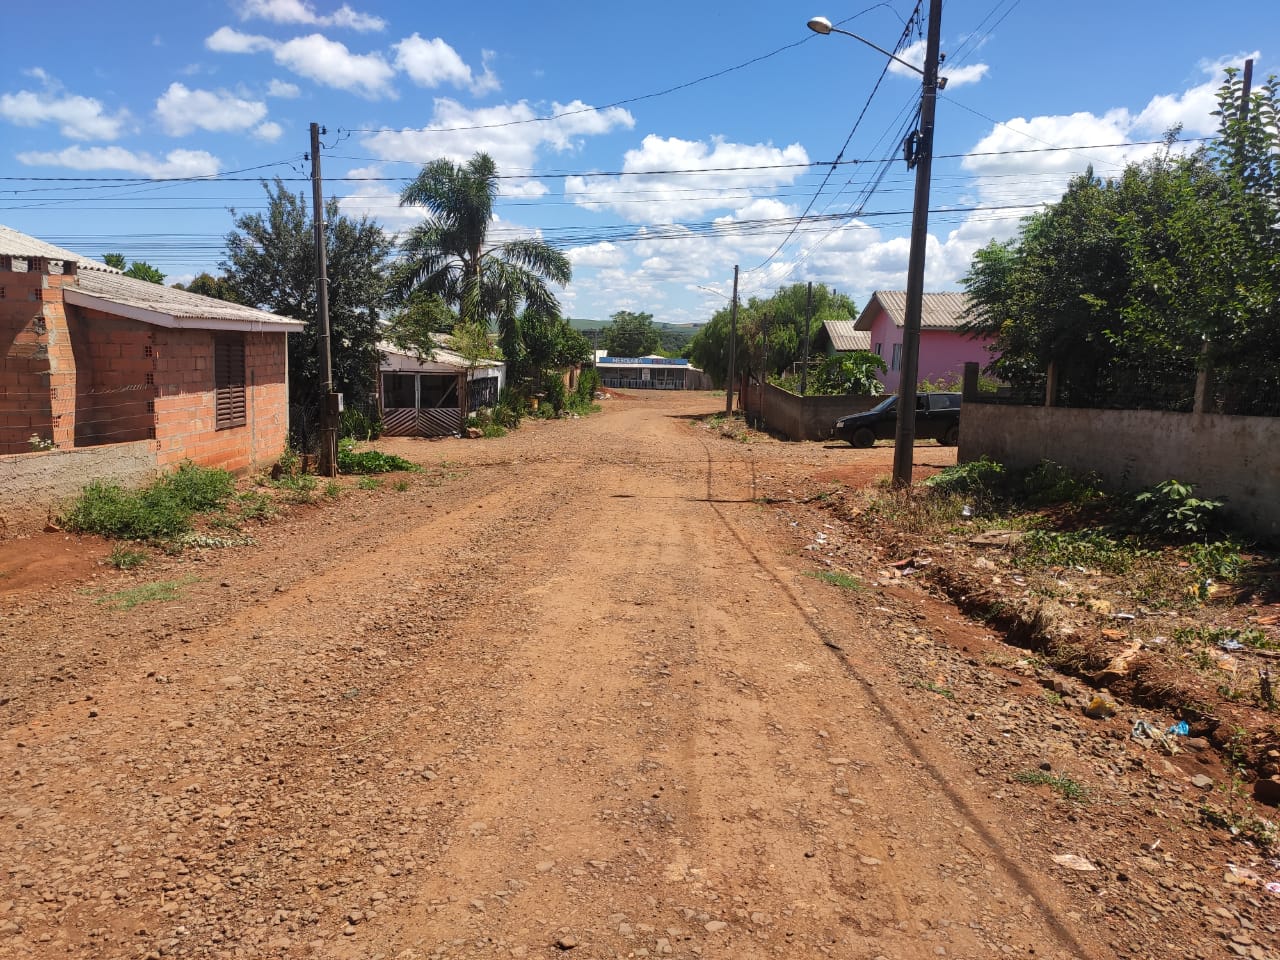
left=65, top=305, right=156, bottom=447
left=153, top=328, right=289, bottom=472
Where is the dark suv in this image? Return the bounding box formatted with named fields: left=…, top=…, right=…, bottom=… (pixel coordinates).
left=833, top=392, right=961, bottom=447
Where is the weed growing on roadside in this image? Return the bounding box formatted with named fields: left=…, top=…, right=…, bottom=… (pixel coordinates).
left=914, top=679, right=956, bottom=700
left=107, top=545, right=147, bottom=570
left=323, top=481, right=342, bottom=499
left=235, top=490, right=276, bottom=521
left=925, top=457, right=1005, bottom=495
left=807, top=570, right=862, bottom=591
left=1042, top=689, right=1063, bottom=705
left=97, top=576, right=197, bottom=610
left=274, top=473, right=317, bottom=504
left=1013, top=769, right=1088, bottom=801
left=357, top=476, right=383, bottom=491
left=337, top=438, right=420, bottom=475
left=1133, top=479, right=1224, bottom=539
left=1015, top=529, right=1144, bottom=575
left=393, top=479, right=410, bottom=492
left=1174, top=626, right=1277, bottom=652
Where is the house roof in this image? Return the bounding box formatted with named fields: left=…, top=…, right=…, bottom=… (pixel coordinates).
left=1, top=224, right=304, bottom=333
left=379, top=335, right=504, bottom=374
left=853, top=291, right=973, bottom=331
left=819, top=320, right=871, bottom=352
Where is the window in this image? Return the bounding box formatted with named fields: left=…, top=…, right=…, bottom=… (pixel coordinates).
left=890, top=343, right=902, bottom=372
left=874, top=342, right=882, bottom=356
left=214, top=333, right=247, bottom=430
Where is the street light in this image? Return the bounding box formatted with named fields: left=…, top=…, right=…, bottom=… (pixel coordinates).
left=808, top=6, right=942, bottom=487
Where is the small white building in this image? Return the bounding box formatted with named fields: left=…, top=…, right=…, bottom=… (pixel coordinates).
left=593, top=352, right=708, bottom=390
left=379, top=337, right=505, bottom=437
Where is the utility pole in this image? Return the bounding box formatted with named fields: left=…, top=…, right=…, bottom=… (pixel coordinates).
left=891, top=0, right=943, bottom=488
left=310, top=121, right=337, bottom=477
left=725, top=264, right=739, bottom=416
left=801, top=281, right=812, bottom=396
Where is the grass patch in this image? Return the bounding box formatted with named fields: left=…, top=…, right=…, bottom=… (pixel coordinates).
left=274, top=473, right=317, bottom=504
left=106, top=545, right=147, bottom=570
left=235, top=490, right=277, bottom=521
left=61, top=463, right=236, bottom=542
left=1013, top=769, right=1088, bottom=802
left=393, top=479, right=410, bottom=492
left=807, top=570, right=862, bottom=591
left=97, top=576, right=197, bottom=610
left=357, top=476, right=383, bottom=491
left=1174, top=625, right=1278, bottom=652
left=323, top=481, right=342, bottom=499
left=1014, top=529, right=1145, bottom=575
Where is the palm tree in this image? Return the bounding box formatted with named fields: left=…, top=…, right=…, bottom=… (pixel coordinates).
left=395, top=153, right=572, bottom=367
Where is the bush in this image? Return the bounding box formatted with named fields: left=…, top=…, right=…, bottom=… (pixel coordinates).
left=62, top=480, right=192, bottom=541
left=340, top=406, right=382, bottom=441
left=1019, top=460, right=1100, bottom=507
left=542, top=376, right=567, bottom=413
left=336, top=437, right=420, bottom=475
left=925, top=457, right=1006, bottom=495
left=158, top=462, right=236, bottom=512
left=492, top=387, right=524, bottom=429
left=577, top=367, right=602, bottom=401
left=1133, top=479, right=1224, bottom=539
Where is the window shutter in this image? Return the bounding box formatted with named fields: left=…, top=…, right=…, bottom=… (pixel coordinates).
left=214, top=334, right=247, bottom=430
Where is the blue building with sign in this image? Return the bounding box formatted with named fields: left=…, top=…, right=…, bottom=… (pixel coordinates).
left=593, top=353, right=707, bottom=390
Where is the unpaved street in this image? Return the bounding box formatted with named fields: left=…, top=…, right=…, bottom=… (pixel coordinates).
left=0, top=392, right=1180, bottom=959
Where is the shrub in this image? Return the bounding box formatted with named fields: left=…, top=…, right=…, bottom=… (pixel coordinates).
left=158, top=462, right=236, bottom=512
left=542, top=375, right=567, bottom=413
left=339, top=406, right=382, bottom=441
left=1133, top=479, right=1224, bottom=539
left=925, top=457, right=1006, bottom=495
left=1015, top=529, right=1144, bottom=575
left=1019, top=460, right=1099, bottom=507
left=274, top=473, right=318, bottom=504
left=62, top=480, right=192, bottom=541
left=107, top=545, right=147, bottom=570
left=577, top=367, right=602, bottom=401
left=336, top=438, right=420, bottom=474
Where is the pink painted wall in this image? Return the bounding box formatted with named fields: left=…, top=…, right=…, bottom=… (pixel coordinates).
left=863, top=302, right=996, bottom=392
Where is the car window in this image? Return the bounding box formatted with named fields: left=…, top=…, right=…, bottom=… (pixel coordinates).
left=932, top=394, right=961, bottom=410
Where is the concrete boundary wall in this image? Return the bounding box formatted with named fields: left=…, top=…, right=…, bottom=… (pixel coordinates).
left=0, top=440, right=158, bottom=538
left=744, top=383, right=881, bottom=441
left=960, top=404, right=1280, bottom=541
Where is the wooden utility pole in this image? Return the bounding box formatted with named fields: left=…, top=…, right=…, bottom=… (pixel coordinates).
left=725, top=265, right=739, bottom=416
left=310, top=122, right=338, bottom=477
left=801, top=281, right=812, bottom=396
left=891, top=0, right=943, bottom=488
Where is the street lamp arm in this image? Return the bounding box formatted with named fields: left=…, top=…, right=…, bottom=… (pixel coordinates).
left=807, top=16, right=925, bottom=76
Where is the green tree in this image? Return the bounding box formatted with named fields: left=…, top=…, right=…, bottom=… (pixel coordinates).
left=602, top=310, right=660, bottom=356
left=174, top=272, right=241, bottom=303
left=222, top=179, right=393, bottom=445
left=385, top=290, right=457, bottom=361
left=688, top=283, right=856, bottom=387
left=807, top=352, right=887, bottom=395
left=104, top=252, right=165, bottom=284
left=395, top=152, right=572, bottom=373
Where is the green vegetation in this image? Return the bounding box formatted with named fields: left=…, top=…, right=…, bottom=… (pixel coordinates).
left=1174, top=625, right=1278, bottom=652
left=357, top=476, right=383, bottom=490
left=97, top=576, right=198, bottom=610
left=807, top=570, right=863, bottom=591
left=336, top=438, right=420, bottom=474
left=1015, top=530, right=1145, bottom=575
left=62, top=462, right=236, bottom=542
left=1013, top=769, right=1088, bottom=802
left=273, top=473, right=318, bottom=504
left=107, top=545, right=147, bottom=570
left=774, top=351, right=887, bottom=396
left=924, top=457, right=1006, bottom=496
left=235, top=490, right=277, bottom=521
left=323, top=481, right=342, bottom=499
left=1133, top=479, right=1224, bottom=539
left=914, top=679, right=956, bottom=700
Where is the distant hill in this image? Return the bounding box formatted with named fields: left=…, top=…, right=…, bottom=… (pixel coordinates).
left=568, top=318, right=704, bottom=357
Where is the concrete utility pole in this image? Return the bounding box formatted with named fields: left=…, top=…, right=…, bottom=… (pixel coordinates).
left=891, top=0, right=943, bottom=488
left=310, top=121, right=338, bottom=477
left=725, top=264, right=739, bottom=416
left=801, top=281, right=812, bottom=396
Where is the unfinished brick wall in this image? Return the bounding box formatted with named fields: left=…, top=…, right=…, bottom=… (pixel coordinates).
left=65, top=304, right=156, bottom=447
left=153, top=329, right=288, bottom=472
left=0, top=257, right=78, bottom=453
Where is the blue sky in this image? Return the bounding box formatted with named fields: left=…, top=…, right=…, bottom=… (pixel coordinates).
left=1, top=0, right=1275, bottom=325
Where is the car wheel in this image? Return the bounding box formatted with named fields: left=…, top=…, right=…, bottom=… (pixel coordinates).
left=940, top=424, right=960, bottom=446
left=849, top=427, right=875, bottom=449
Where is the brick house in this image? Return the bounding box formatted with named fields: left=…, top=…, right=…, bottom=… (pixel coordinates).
left=853, top=291, right=995, bottom=393
left=0, top=227, right=302, bottom=472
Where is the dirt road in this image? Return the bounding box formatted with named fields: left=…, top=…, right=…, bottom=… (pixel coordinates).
left=0, top=392, right=1129, bottom=958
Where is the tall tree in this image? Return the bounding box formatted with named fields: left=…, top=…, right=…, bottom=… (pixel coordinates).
left=222, top=178, right=393, bottom=441
left=104, top=252, right=165, bottom=284
left=602, top=310, right=660, bottom=356
left=173, top=272, right=241, bottom=303
left=394, top=152, right=572, bottom=375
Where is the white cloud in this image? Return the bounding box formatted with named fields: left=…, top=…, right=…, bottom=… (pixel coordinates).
left=0, top=78, right=129, bottom=141
left=567, top=241, right=626, bottom=269
left=254, top=121, right=284, bottom=141
left=206, top=26, right=276, bottom=54
left=238, top=0, right=385, bottom=31
left=565, top=135, right=810, bottom=222
left=274, top=34, right=396, bottom=99
left=17, top=146, right=220, bottom=179
left=362, top=98, right=634, bottom=175
left=891, top=40, right=989, bottom=87
left=267, top=79, right=301, bottom=98
left=392, top=35, right=500, bottom=96
left=155, top=83, right=269, bottom=136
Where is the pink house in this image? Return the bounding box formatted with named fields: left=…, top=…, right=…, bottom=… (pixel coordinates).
left=853, top=291, right=994, bottom=393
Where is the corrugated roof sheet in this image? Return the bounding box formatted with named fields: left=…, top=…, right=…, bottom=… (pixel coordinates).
left=853, top=291, right=973, bottom=331
left=1, top=224, right=301, bottom=330
left=0, top=224, right=120, bottom=272
left=73, top=271, right=301, bottom=328
left=821, top=320, right=871, bottom=352
left=379, top=336, right=503, bottom=372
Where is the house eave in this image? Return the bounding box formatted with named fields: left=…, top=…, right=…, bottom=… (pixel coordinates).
left=63, top=289, right=305, bottom=334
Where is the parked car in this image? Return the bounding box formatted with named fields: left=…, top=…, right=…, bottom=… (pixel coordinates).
left=833, top=392, right=961, bottom=447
